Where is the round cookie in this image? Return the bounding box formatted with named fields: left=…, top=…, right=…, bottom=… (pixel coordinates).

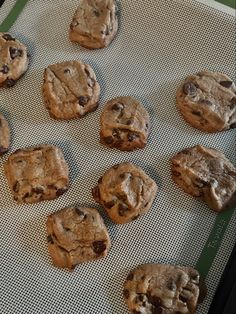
left=0, top=112, right=10, bottom=155
left=0, top=32, right=29, bottom=87
left=100, top=96, right=150, bottom=151
left=42, top=60, right=100, bottom=120
left=171, top=145, right=236, bottom=212
left=124, top=264, right=205, bottom=314
left=46, top=207, right=111, bottom=270
left=69, top=0, right=118, bottom=49
left=176, top=70, right=236, bottom=133
left=92, top=162, right=158, bottom=224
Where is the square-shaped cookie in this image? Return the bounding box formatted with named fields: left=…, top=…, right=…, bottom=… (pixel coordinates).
left=4, top=145, right=69, bottom=204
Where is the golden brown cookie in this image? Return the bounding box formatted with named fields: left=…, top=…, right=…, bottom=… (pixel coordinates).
left=171, top=145, right=236, bottom=212
left=100, top=96, right=150, bottom=151
left=46, top=206, right=111, bottom=270
left=0, top=33, right=29, bottom=87
left=0, top=112, right=10, bottom=155
left=176, top=71, right=236, bottom=133
left=124, top=264, right=205, bottom=314
left=4, top=145, right=69, bottom=204
left=42, top=60, right=100, bottom=120
left=69, top=0, right=118, bottom=49
left=92, top=162, right=158, bottom=224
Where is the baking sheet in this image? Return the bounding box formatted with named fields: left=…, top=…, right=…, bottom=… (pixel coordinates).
left=0, top=1, right=235, bottom=313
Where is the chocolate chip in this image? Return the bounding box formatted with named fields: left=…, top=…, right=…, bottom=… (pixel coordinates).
left=147, top=294, right=162, bottom=308
left=92, top=186, right=100, bottom=200
left=230, top=122, right=236, bottom=129
left=183, top=82, right=197, bottom=95
left=118, top=203, right=129, bottom=216
left=64, top=68, right=70, bottom=74
left=128, top=133, right=138, bottom=142
left=112, top=103, right=124, bottom=111
left=132, top=311, right=141, bottom=314
left=123, top=289, right=130, bottom=299
left=118, top=194, right=127, bottom=202
left=47, top=235, right=54, bottom=244
left=93, top=241, right=106, bottom=254
left=104, top=200, right=115, bottom=208
left=220, top=80, right=233, bottom=88
left=198, top=99, right=212, bottom=105
left=23, top=192, right=30, bottom=199
left=138, top=295, right=144, bottom=302
left=9, top=47, right=22, bottom=59
left=152, top=307, right=164, bottom=314
left=112, top=129, right=120, bottom=138
left=132, top=214, right=140, bottom=221
left=119, top=173, right=126, bottom=179
left=179, top=295, right=188, bottom=303
left=56, top=187, right=68, bottom=196
left=32, top=187, right=44, bottom=194
left=191, top=111, right=201, bottom=116
left=0, top=65, right=9, bottom=74
left=98, top=177, right=103, bottom=184
left=126, top=119, right=132, bottom=125
left=126, top=273, right=134, bottom=281
left=94, top=10, right=100, bottom=17
left=5, top=79, right=15, bottom=87
left=13, top=182, right=20, bottom=192
left=2, top=34, right=15, bottom=41
left=75, top=207, right=84, bottom=216
left=78, top=96, right=89, bottom=107
left=103, top=136, right=113, bottom=144
left=146, top=123, right=149, bottom=128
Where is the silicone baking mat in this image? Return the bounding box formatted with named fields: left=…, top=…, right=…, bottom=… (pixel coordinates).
left=0, top=1, right=235, bottom=313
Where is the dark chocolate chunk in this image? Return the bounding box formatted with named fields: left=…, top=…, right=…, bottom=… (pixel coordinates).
left=94, top=10, right=100, bottom=17
left=117, top=193, right=127, bottom=202
left=56, top=187, right=68, bottom=196
left=78, top=96, right=89, bottom=107
left=112, top=129, right=120, bottom=138
left=123, top=289, right=130, bottom=299
left=191, top=111, right=201, bottom=116
left=179, top=294, right=188, bottom=303
left=0, top=65, right=9, bottom=74
left=92, top=186, right=100, bottom=200
left=9, top=47, right=23, bottom=59
left=5, top=79, right=16, bottom=87
left=23, top=192, right=30, bottom=199
left=128, top=133, right=138, bottom=142
left=2, top=33, right=15, bottom=41
left=112, top=103, right=124, bottom=111
left=93, top=241, right=106, bottom=254
left=98, top=177, right=103, bottom=184
left=32, top=187, right=44, bottom=194
left=198, top=99, right=212, bottom=105
left=126, top=273, right=134, bottom=281
left=132, top=311, right=141, bottom=314
left=183, top=82, right=197, bottom=95
left=138, top=295, right=144, bottom=302
left=103, top=136, right=113, bottom=144
left=152, top=307, right=164, bottom=314
left=13, top=182, right=20, bottom=193
left=220, top=80, right=233, bottom=88
left=126, top=119, right=132, bottom=125
left=230, top=122, right=236, bottom=129
left=75, top=207, right=84, bottom=216
left=147, top=294, right=162, bottom=308
left=47, top=235, right=54, bottom=244
left=64, top=68, right=70, bottom=74
left=104, top=200, right=115, bottom=209
left=118, top=203, right=129, bottom=216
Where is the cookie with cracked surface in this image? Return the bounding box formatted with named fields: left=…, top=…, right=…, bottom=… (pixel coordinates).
left=176, top=70, right=236, bottom=132
left=92, top=162, right=158, bottom=224
left=69, top=0, right=118, bottom=49
left=42, top=60, right=100, bottom=120
left=100, top=96, right=150, bottom=151
left=0, top=32, right=29, bottom=87
left=124, top=264, right=205, bottom=314
left=171, top=145, right=236, bottom=212
left=0, top=112, right=10, bottom=155
left=46, top=206, right=111, bottom=270
left=4, top=145, right=69, bottom=204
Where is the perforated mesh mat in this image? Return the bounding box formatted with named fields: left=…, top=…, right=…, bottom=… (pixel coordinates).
left=0, top=1, right=236, bottom=313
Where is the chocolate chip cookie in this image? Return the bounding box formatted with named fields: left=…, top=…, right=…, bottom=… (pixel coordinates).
left=4, top=145, right=69, bottom=204
left=46, top=206, right=111, bottom=270
left=0, top=33, right=29, bottom=87
left=92, top=162, right=158, bottom=224
left=171, top=145, right=236, bottom=212
left=0, top=112, right=10, bottom=155
left=100, top=96, right=150, bottom=151
left=42, top=60, right=100, bottom=120
left=69, top=0, right=118, bottom=49
left=124, top=264, right=205, bottom=314
left=176, top=71, right=236, bottom=132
